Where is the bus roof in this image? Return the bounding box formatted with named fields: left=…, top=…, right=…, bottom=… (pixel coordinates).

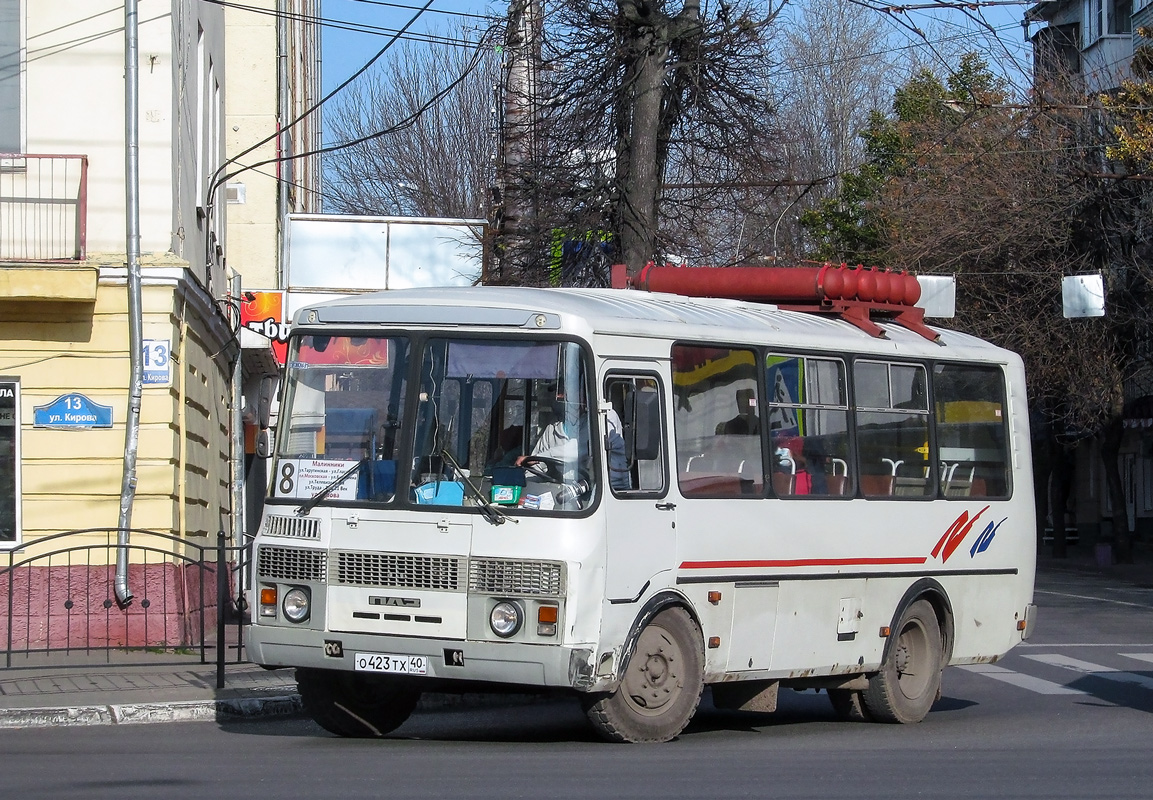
left=292, top=286, right=1016, bottom=363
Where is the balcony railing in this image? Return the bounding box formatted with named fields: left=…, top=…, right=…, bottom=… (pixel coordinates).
left=0, top=154, right=88, bottom=262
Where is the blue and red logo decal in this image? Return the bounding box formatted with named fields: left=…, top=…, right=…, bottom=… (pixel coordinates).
left=931, top=506, right=1007, bottom=563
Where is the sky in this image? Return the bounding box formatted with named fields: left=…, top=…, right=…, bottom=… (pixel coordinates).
left=313, top=0, right=1041, bottom=162
left=317, top=0, right=1039, bottom=97
left=319, top=0, right=498, bottom=96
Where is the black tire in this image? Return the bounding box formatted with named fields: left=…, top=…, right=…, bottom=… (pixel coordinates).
left=861, top=599, right=943, bottom=724
left=828, top=688, right=872, bottom=722
left=582, top=607, right=704, bottom=743
left=296, top=668, right=421, bottom=738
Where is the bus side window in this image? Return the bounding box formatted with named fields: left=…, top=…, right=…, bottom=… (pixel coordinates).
left=933, top=363, right=1010, bottom=499
left=766, top=354, right=852, bottom=497
left=671, top=345, right=762, bottom=498
left=605, top=375, right=666, bottom=495
left=854, top=360, right=931, bottom=499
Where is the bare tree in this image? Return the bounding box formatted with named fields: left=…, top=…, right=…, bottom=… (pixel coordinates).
left=325, top=31, right=500, bottom=219
left=767, top=1, right=897, bottom=261
left=488, top=0, right=786, bottom=283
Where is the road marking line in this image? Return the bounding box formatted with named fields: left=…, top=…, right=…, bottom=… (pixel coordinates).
left=1120, top=653, right=1153, bottom=666
left=1033, top=589, right=1153, bottom=609
left=1023, top=654, right=1153, bottom=691
left=955, top=663, right=1086, bottom=695
left=1020, top=643, right=1153, bottom=648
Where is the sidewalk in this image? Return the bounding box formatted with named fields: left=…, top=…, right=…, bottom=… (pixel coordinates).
left=0, top=651, right=302, bottom=729
left=1, top=543, right=1149, bottom=730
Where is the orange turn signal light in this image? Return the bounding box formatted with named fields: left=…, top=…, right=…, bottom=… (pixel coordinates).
left=707, top=591, right=722, bottom=605
left=538, top=605, right=559, bottom=624
left=260, top=587, right=277, bottom=605
left=1017, top=619, right=1027, bottom=631
left=708, top=636, right=721, bottom=649
left=879, top=626, right=892, bottom=637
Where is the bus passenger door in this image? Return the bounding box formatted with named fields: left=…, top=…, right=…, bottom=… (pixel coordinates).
left=602, top=370, right=676, bottom=602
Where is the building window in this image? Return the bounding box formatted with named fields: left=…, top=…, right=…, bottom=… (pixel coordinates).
left=1086, top=0, right=1104, bottom=45
left=0, top=0, right=20, bottom=152
left=0, top=377, right=20, bottom=549
left=1110, top=0, right=1132, bottom=34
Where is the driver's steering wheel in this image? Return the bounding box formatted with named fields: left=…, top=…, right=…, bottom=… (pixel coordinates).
left=519, top=456, right=592, bottom=506
left=519, top=455, right=566, bottom=483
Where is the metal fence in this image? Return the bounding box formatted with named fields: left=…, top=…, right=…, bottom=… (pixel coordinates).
left=0, top=528, right=252, bottom=686
left=0, top=153, right=88, bottom=262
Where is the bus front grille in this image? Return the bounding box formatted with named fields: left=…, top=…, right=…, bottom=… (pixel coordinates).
left=262, top=515, right=321, bottom=540
left=258, top=545, right=328, bottom=583
left=469, top=558, right=565, bottom=597
left=333, top=551, right=463, bottom=591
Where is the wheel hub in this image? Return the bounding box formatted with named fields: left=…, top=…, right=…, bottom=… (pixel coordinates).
left=624, top=629, right=682, bottom=712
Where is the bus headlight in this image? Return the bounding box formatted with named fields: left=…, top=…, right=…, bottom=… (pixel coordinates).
left=489, top=601, right=523, bottom=638
left=282, top=587, right=311, bottom=623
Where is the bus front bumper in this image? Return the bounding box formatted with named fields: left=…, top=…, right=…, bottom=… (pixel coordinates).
left=247, top=624, right=604, bottom=692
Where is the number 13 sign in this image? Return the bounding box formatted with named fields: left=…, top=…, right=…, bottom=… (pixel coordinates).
left=143, top=339, right=172, bottom=386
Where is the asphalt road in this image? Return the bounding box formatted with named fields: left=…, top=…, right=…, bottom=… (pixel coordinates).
left=4, top=569, right=1153, bottom=800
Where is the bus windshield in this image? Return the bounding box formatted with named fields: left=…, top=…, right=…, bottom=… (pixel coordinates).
left=410, top=338, right=595, bottom=511
left=274, top=334, right=410, bottom=503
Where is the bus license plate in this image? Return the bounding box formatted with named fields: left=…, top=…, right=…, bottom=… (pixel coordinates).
left=354, top=652, right=428, bottom=675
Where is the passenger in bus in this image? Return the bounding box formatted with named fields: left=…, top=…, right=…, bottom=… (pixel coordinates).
left=771, top=435, right=827, bottom=496
left=717, top=388, right=759, bottom=435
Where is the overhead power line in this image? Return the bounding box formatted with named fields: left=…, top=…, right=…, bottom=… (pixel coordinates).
left=202, top=0, right=493, bottom=48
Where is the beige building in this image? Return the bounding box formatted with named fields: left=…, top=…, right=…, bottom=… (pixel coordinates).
left=224, top=0, right=322, bottom=537
left=0, top=1, right=234, bottom=645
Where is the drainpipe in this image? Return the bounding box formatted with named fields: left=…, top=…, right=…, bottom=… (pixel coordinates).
left=230, top=272, right=245, bottom=548
left=116, top=0, right=143, bottom=608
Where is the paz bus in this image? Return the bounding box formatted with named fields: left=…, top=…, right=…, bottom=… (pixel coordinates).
left=248, top=264, right=1037, bottom=743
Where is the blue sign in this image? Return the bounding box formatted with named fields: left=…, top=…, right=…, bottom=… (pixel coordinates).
left=33, top=393, right=113, bottom=429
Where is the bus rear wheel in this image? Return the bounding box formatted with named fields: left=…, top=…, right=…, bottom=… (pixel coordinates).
left=861, top=599, right=943, bottom=724
left=296, top=668, right=421, bottom=738
left=582, top=607, right=704, bottom=743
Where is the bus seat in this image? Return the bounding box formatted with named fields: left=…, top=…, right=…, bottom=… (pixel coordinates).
left=772, top=472, right=794, bottom=495
left=826, top=474, right=847, bottom=495
left=860, top=474, right=894, bottom=496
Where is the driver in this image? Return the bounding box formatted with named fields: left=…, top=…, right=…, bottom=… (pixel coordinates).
left=517, top=395, right=584, bottom=467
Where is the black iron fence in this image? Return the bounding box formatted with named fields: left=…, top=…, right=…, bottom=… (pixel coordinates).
left=0, top=528, right=252, bottom=686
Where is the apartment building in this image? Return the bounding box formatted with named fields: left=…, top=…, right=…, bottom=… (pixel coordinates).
left=0, top=1, right=234, bottom=646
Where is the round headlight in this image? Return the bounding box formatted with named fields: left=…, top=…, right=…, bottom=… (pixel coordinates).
left=489, top=601, right=523, bottom=638
left=282, top=587, right=310, bottom=623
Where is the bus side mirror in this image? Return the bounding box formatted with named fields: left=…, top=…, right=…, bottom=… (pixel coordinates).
left=632, top=391, right=661, bottom=461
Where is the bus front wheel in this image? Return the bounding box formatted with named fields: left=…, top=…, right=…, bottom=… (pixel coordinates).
left=582, top=607, right=704, bottom=743
left=296, top=668, right=421, bottom=737
left=861, top=599, right=943, bottom=724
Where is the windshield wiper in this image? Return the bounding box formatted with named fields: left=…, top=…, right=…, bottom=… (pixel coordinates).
left=439, top=449, right=516, bottom=526
left=295, top=458, right=366, bottom=517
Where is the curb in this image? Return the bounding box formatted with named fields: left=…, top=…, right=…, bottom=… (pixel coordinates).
left=0, top=693, right=304, bottom=730
left=0, top=691, right=551, bottom=730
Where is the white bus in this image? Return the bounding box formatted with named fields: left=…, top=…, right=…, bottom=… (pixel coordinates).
left=248, top=277, right=1037, bottom=743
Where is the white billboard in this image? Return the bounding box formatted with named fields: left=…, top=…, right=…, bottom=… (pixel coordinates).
left=283, top=214, right=486, bottom=292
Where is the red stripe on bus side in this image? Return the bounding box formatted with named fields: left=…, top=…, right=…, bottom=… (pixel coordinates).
left=678, top=557, right=929, bottom=570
